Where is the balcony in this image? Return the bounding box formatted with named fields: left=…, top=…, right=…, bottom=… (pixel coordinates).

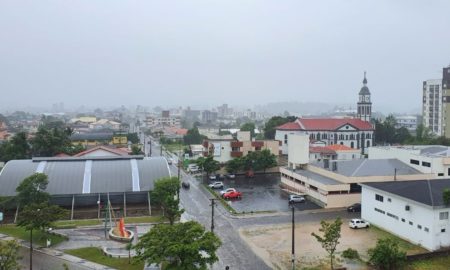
left=251, top=141, right=264, bottom=147
left=231, top=141, right=243, bottom=148
left=231, top=151, right=243, bottom=158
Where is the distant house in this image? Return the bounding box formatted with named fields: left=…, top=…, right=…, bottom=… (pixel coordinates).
left=361, top=180, right=450, bottom=251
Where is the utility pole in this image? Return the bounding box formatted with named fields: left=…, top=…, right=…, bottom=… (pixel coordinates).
left=149, top=140, right=152, bottom=157
left=210, top=198, right=217, bottom=232
left=177, top=156, right=181, bottom=201
left=291, top=206, right=295, bottom=270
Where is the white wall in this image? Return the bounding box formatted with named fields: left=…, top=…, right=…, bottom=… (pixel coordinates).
left=288, top=134, right=309, bottom=166
left=275, top=130, right=303, bottom=154
left=361, top=186, right=450, bottom=251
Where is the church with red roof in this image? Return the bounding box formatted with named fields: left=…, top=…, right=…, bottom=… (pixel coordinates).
left=275, top=73, right=374, bottom=154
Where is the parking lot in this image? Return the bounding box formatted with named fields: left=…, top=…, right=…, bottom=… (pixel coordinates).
left=208, top=174, right=321, bottom=213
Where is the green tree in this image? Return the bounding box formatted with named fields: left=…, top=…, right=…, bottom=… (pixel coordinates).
left=127, top=133, right=140, bottom=144
left=0, top=240, right=22, bottom=270
left=183, top=127, right=206, bottom=145
left=311, top=218, right=343, bottom=270
left=240, top=122, right=256, bottom=138
left=134, top=221, right=221, bottom=270
left=195, top=156, right=220, bottom=179
left=443, top=188, right=450, bottom=206
left=255, top=149, right=277, bottom=173
left=263, top=116, right=297, bottom=139
left=31, top=124, right=73, bottom=157
left=15, top=173, right=68, bottom=270
left=151, top=177, right=183, bottom=225
left=131, top=144, right=143, bottom=155
left=0, top=131, right=30, bottom=162
left=225, top=157, right=243, bottom=173
left=368, top=238, right=406, bottom=270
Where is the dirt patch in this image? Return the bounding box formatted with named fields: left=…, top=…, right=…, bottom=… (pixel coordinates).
left=240, top=219, right=427, bottom=269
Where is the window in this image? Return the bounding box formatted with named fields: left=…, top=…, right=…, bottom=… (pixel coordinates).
left=439, top=212, right=449, bottom=220
left=409, top=221, right=413, bottom=226
left=410, top=159, right=420, bottom=165
left=374, top=208, right=385, bottom=214
left=387, top=198, right=392, bottom=202
left=401, top=218, right=405, bottom=222
left=387, top=212, right=399, bottom=220
left=375, top=194, right=384, bottom=202
left=422, top=161, right=431, bottom=167
left=438, top=173, right=444, bottom=176
left=417, top=225, right=422, bottom=229
left=441, top=228, right=446, bottom=233
left=424, top=227, right=429, bottom=232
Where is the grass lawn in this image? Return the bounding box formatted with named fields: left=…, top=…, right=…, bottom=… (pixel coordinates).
left=53, top=219, right=101, bottom=228
left=125, top=216, right=166, bottom=224
left=53, top=216, right=166, bottom=229
left=0, top=225, right=67, bottom=247
left=66, top=247, right=144, bottom=270
left=409, top=256, right=450, bottom=270
left=369, top=226, right=427, bottom=254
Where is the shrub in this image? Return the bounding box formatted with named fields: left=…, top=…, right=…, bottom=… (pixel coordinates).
left=368, top=238, right=406, bottom=270
left=341, top=248, right=359, bottom=260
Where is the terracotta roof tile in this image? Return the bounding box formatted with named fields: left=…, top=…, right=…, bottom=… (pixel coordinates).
left=276, top=122, right=301, bottom=130
left=298, top=118, right=373, bottom=131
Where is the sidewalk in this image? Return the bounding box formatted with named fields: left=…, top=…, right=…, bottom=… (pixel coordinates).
left=0, top=233, right=115, bottom=270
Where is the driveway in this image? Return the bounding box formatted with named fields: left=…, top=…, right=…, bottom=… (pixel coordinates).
left=209, top=174, right=321, bottom=213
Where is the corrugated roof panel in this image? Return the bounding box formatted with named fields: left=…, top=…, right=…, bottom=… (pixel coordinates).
left=44, top=161, right=85, bottom=195
left=0, top=160, right=38, bottom=196
left=90, top=160, right=132, bottom=193
left=138, top=158, right=171, bottom=191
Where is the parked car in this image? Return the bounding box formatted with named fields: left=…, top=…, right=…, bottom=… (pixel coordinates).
left=187, top=164, right=199, bottom=173
left=220, top=188, right=237, bottom=196
left=218, top=174, right=225, bottom=180
left=348, top=218, right=370, bottom=229
left=208, top=182, right=223, bottom=189
left=166, top=158, right=173, bottom=165
left=223, top=191, right=242, bottom=200
left=226, top=174, right=236, bottom=179
left=288, top=195, right=305, bottom=204
left=182, top=181, right=190, bottom=189
left=209, top=174, right=217, bottom=180
left=347, top=203, right=361, bottom=212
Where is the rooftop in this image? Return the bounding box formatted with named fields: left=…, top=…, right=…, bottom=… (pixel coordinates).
left=0, top=157, right=170, bottom=197
left=292, top=168, right=343, bottom=185
left=371, top=145, right=450, bottom=158
left=362, top=179, right=450, bottom=207
left=276, top=118, right=373, bottom=131
left=312, top=158, right=422, bottom=177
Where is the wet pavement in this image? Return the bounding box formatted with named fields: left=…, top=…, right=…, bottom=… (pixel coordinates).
left=209, top=174, right=321, bottom=213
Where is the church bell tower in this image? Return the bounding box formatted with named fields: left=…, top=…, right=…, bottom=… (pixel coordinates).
left=357, top=71, right=372, bottom=122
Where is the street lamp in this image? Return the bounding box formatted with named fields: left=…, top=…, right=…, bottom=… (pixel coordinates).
left=291, top=204, right=295, bottom=270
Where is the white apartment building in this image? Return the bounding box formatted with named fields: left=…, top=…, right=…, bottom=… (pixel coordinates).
left=395, top=115, right=419, bottom=132
left=144, top=116, right=181, bottom=128
left=361, top=180, right=450, bottom=251
left=369, top=145, right=450, bottom=178
left=423, top=79, right=443, bottom=136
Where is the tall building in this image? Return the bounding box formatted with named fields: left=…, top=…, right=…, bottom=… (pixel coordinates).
left=423, top=79, right=443, bottom=136
left=442, top=66, right=450, bottom=136
left=357, top=72, right=372, bottom=122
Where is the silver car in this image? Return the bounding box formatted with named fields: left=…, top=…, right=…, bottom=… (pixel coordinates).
left=289, top=195, right=305, bottom=204
left=208, top=181, right=223, bottom=189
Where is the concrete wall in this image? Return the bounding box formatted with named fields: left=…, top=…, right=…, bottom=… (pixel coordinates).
left=362, top=186, right=450, bottom=251
left=288, top=134, right=309, bottom=166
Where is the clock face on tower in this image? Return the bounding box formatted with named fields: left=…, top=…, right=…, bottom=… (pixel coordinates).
left=365, top=96, right=370, bottom=102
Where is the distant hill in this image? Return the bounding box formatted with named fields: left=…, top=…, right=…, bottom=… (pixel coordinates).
left=255, top=102, right=353, bottom=116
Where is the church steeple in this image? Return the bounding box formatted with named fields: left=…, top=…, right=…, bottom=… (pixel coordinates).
left=357, top=71, right=372, bottom=122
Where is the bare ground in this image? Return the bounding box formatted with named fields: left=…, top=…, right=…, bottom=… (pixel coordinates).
left=240, top=220, right=427, bottom=270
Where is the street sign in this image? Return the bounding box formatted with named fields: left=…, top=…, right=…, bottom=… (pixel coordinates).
left=0, top=212, right=3, bottom=222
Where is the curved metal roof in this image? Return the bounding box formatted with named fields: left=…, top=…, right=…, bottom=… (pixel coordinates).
left=0, top=157, right=171, bottom=197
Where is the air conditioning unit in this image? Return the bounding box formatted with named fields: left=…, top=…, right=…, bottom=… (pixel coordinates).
left=405, top=205, right=410, bottom=211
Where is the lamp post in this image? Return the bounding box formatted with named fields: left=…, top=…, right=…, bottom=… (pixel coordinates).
left=291, top=205, right=295, bottom=270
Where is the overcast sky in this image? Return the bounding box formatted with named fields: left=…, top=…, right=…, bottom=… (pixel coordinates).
left=1, top=0, right=450, bottom=113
